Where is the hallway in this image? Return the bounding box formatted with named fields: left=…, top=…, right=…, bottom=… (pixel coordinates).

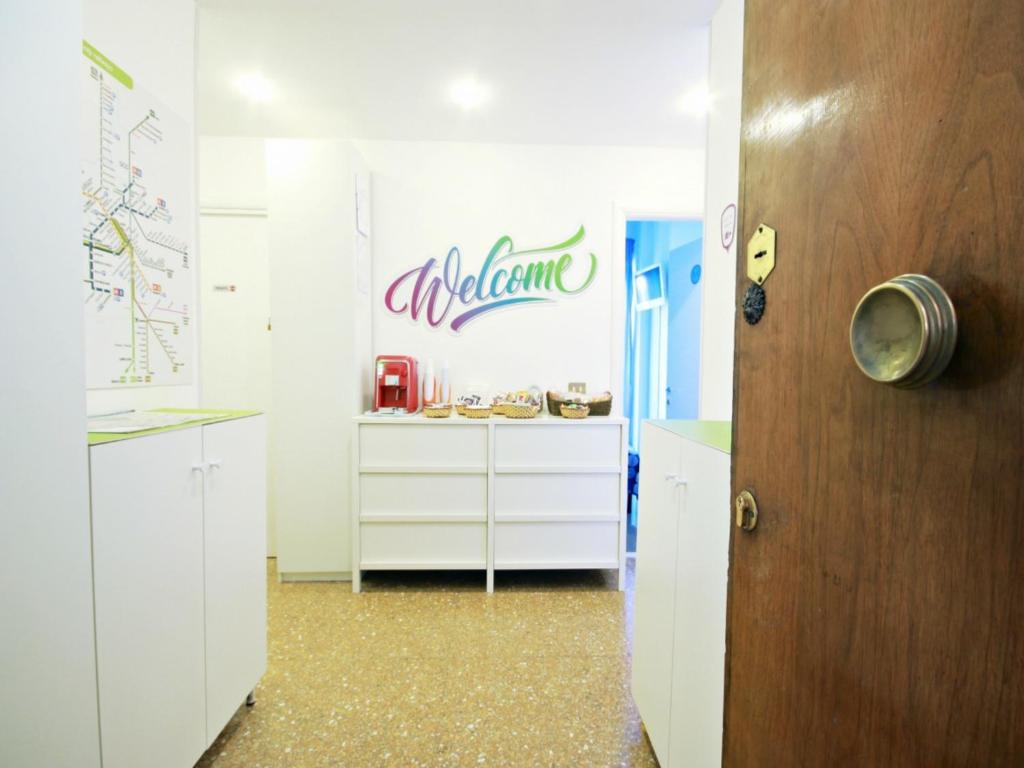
left=197, top=562, right=656, bottom=767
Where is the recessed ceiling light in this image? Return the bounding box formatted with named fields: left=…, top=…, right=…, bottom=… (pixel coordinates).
left=449, top=77, right=491, bottom=110
left=679, top=84, right=712, bottom=115
left=234, top=72, right=275, bottom=103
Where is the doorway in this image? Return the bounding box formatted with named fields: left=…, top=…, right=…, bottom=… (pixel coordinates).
left=198, top=209, right=275, bottom=554
left=623, top=218, right=703, bottom=552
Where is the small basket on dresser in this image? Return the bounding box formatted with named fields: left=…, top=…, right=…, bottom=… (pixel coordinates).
left=547, top=392, right=612, bottom=417
left=504, top=403, right=541, bottom=419
left=559, top=403, right=590, bottom=419
left=423, top=404, right=452, bottom=418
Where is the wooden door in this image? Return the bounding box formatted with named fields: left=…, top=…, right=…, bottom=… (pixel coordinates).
left=203, top=416, right=268, bottom=741
left=91, top=431, right=207, bottom=768
left=725, top=1, right=1024, bottom=765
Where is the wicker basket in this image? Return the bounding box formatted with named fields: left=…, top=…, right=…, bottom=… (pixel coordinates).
left=455, top=404, right=467, bottom=416
left=547, top=391, right=612, bottom=417
left=463, top=406, right=492, bottom=419
left=504, top=403, right=540, bottom=419
left=560, top=404, right=590, bottom=419
left=424, top=404, right=452, bottom=418
left=492, top=403, right=510, bottom=416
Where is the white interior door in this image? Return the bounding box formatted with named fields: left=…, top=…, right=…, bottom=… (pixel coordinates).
left=631, top=423, right=683, bottom=765
left=90, top=431, right=207, bottom=768
left=202, top=416, right=268, bottom=741
left=199, top=212, right=275, bottom=555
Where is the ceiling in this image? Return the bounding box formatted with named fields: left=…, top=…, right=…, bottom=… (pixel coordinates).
left=197, top=0, right=717, bottom=147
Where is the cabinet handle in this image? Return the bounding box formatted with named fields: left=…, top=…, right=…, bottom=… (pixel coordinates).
left=665, top=473, right=679, bottom=482
left=674, top=479, right=688, bottom=487
left=191, top=464, right=205, bottom=475
left=207, top=459, right=222, bottom=471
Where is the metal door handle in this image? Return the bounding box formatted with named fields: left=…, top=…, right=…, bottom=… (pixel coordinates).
left=735, top=489, right=758, bottom=531
left=850, top=274, right=957, bottom=388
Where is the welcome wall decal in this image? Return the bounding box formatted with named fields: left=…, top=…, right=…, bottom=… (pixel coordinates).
left=383, top=226, right=598, bottom=332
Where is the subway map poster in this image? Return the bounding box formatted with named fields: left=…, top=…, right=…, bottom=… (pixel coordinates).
left=81, top=41, right=193, bottom=388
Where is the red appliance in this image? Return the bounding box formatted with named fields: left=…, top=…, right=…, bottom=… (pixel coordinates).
left=374, top=355, right=420, bottom=413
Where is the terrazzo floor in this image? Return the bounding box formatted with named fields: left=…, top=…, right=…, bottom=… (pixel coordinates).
left=195, top=559, right=657, bottom=768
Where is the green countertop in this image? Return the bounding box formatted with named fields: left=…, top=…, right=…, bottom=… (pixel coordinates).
left=647, top=419, right=732, bottom=454
left=88, top=408, right=262, bottom=446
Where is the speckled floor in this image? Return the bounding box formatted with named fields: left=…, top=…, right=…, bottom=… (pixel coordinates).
left=195, top=560, right=657, bottom=768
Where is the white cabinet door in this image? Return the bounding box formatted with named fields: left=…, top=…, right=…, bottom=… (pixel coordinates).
left=203, top=416, right=268, bottom=742
left=669, top=438, right=731, bottom=768
left=631, top=423, right=683, bottom=766
left=90, top=431, right=207, bottom=768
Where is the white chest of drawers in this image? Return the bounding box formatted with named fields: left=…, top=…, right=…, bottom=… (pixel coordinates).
left=352, top=414, right=628, bottom=592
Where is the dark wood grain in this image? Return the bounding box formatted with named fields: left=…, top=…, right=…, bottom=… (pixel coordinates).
left=724, top=1, right=1024, bottom=765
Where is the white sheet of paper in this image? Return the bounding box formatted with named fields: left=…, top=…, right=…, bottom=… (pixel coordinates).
left=88, top=411, right=211, bottom=433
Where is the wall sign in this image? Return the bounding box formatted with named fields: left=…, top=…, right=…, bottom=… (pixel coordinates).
left=384, top=226, right=598, bottom=333
left=721, top=203, right=737, bottom=251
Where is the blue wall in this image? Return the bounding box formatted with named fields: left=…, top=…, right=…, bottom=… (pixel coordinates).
left=625, top=219, right=703, bottom=446
left=628, top=220, right=703, bottom=271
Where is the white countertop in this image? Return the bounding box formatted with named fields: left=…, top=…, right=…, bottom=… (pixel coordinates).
left=354, top=411, right=627, bottom=425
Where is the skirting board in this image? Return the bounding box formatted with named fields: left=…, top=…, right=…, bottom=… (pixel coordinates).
left=279, top=571, right=352, bottom=583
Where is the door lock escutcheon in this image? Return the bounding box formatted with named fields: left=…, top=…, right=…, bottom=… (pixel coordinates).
left=735, top=489, right=758, bottom=532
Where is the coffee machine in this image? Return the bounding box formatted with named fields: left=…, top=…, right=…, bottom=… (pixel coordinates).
left=373, top=355, right=420, bottom=413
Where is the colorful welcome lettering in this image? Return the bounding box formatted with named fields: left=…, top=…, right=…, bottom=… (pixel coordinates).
left=384, top=226, right=598, bottom=332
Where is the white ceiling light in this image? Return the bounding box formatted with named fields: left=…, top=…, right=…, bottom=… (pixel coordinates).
left=234, top=72, right=275, bottom=103
left=679, top=84, right=712, bottom=116
left=449, top=76, right=491, bottom=110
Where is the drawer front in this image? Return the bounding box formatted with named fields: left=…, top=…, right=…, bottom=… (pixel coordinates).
left=494, top=521, right=620, bottom=568
left=360, top=522, right=486, bottom=568
left=494, top=424, right=621, bottom=470
left=359, top=423, right=487, bottom=470
left=361, top=474, right=487, bottom=520
left=494, top=473, right=620, bottom=520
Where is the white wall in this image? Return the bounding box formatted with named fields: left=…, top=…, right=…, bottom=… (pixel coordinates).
left=266, top=140, right=372, bottom=577
left=85, top=0, right=199, bottom=415
left=199, top=136, right=269, bottom=211
left=357, top=140, right=705, bottom=408
left=0, top=3, right=102, bottom=766
left=698, top=0, right=744, bottom=421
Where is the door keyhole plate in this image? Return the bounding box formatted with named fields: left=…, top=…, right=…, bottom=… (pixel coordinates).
left=746, top=224, right=776, bottom=285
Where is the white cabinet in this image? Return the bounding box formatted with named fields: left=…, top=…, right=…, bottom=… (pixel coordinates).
left=632, top=420, right=731, bottom=768
left=352, top=416, right=628, bottom=592
left=89, top=414, right=266, bottom=768
left=202, top=417, right=268, bottom=742
left=631, top=424, right=683, bottom=762
left=91, top=429, right=207, bottom=768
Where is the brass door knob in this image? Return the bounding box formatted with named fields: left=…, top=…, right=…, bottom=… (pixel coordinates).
left=735, top=490, right=758, bottom=531
left=849, top=274, right=957, bottom=388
